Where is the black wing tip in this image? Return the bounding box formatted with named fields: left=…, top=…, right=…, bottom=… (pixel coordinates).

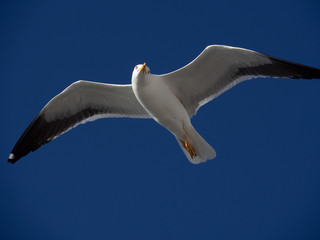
left=267, top=55, right=320, bottom=79
left=8, top=107, right=100, bottom=164
left=8, top=115, right=43, bottom=164
left=237, top=54, right=320, bottom=80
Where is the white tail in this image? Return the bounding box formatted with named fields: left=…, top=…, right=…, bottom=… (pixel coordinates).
left=176, top=126, right=216, bottom=164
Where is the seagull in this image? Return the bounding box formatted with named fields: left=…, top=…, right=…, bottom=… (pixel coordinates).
left=8, top=45, right=320, bottom=164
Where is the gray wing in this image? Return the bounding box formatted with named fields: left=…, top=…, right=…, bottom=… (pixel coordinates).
left=161, top=45, right=320, bottom=116
left=9, top=80, right=150, bottom=163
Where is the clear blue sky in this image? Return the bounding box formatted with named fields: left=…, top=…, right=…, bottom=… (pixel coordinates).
left=1, top=0, right=320, bottom=239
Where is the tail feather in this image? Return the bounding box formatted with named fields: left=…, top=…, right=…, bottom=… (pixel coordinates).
left=176, top=126, right=216, bottom=164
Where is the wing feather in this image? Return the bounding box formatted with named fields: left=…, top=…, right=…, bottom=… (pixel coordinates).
left=162, top=45, right=320, bottom=116
left=8, top=80, right=149, bottom=163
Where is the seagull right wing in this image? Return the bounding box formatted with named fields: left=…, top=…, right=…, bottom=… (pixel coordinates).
left=9, top=80, right=150, bottom=163
left=162, top=45, right=320, bottom=116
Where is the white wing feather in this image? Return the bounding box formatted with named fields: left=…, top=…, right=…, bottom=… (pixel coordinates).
left=9, top=80, right=150, bottom=162
left=161, top=45, right=272, bottom=116
left=43, top=80, right=149, bottom=121
left=161, top=45, right=320, bottom=116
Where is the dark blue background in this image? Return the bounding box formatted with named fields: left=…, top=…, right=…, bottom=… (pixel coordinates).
left=1, top=0, right=320, bottom=239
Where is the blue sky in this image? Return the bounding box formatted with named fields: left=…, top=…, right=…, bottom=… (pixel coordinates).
left=1, top=0, right=320, bottom=239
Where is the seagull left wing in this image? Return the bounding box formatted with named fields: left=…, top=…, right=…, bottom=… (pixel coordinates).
left=9, top=80, right=150, bottom=163
left=162, top=45, right=320, bottom=116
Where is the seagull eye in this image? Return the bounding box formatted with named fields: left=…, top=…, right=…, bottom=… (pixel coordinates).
left=135, top=66, right=138, bottom=70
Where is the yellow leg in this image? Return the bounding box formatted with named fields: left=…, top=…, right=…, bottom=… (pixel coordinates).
left=179, top=135, right=196, bottom=159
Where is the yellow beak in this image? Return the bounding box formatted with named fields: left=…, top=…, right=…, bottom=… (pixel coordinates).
left=139, top=62, right=146, bottom=73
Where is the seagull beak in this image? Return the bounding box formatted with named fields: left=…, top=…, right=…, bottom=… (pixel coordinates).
left=139, top=62, right=146, bottom=73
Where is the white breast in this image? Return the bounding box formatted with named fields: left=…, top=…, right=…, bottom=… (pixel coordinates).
left=132, top=74, right=190, bottom=136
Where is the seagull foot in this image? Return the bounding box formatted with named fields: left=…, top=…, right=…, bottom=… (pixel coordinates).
left=179, top=135, right=196, bottom=159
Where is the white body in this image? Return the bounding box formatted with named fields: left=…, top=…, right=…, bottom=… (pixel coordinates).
left=132, top=64, right=216, bottom=163
left=132, top=73, right=189, bottom=138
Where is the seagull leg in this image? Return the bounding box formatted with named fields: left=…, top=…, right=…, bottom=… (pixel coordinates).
left=179, top=135, right=196, bottom=159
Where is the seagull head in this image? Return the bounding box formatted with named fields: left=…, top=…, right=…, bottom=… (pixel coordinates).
left=133, top=63, right=150, bottom=75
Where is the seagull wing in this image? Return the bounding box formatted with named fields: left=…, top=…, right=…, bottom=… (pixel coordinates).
left=9, top=80, right=150, bottom=163
left=162, top=45, right=320, bottom=116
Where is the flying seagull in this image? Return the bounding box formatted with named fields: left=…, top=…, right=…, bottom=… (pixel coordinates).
left=8, top=45, right=320, bottom=164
